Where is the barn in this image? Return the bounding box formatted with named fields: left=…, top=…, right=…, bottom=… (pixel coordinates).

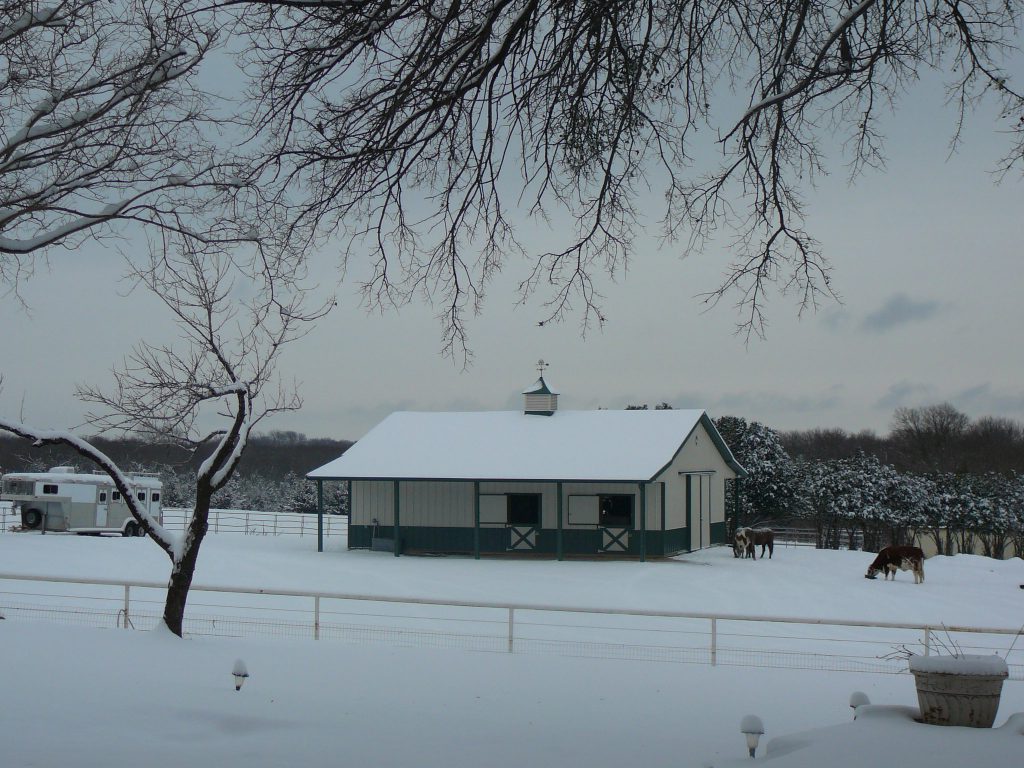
left=307, top=378, right=745, bottom=560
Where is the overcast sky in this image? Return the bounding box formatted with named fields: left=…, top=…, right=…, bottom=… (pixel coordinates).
left=2, top=61, right=1022, bottom=444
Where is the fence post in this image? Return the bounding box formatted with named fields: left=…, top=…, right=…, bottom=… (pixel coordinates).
left=924, top=627, right=931, bottom=656
left=300, top=515, right=305, bottom=537
left=314, top=596, right=320, bottom=640
left=508, top=608, right=515, bottom=653
left=123, top=585, right=130, bottom=629
left=274, top=515, right=278, bottom=536
left=214, top=511, right=220, bottom=534
left=711, top=618, right=717, bottom=666
left=245, top=512, right=250, bottom=534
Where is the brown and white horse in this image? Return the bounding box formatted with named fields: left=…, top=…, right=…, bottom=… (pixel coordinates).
left=734, top=527, right=774, bottom=559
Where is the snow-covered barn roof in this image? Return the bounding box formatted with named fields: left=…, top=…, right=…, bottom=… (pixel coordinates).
left=308, top=410, right=745, bottom=482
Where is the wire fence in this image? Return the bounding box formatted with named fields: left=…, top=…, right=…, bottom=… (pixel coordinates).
left=0, top=503, right=346, bottom=539
left=1, top=572, right=1021, bottom=679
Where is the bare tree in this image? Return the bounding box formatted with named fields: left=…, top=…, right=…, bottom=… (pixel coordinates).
left=891, top=403, right=970, bottom=472
left=0, top=239, right=327, bottom=636
left=224, top=0, right=1024, bottom=348
left=0, top=0, right=251, bottom=289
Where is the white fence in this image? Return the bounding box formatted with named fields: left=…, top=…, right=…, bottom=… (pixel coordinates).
left=1, top=572, right=1020, bottom=680
left=161, top=508, right=346, bottom=538
left=0, top=504, right=345, bottom=539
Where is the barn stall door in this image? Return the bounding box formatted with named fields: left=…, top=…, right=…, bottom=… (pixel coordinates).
left=480, top=493, right=539, bottom=551
left=507, top=494, right=540, bottom=551
left=569, top=494, right=631, bottom=553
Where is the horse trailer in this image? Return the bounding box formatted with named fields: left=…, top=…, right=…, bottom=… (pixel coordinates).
left=0, top=466, right=162, bottom=536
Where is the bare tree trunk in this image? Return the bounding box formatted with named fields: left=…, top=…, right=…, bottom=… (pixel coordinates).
left=163, top=486, right=211, bottom=636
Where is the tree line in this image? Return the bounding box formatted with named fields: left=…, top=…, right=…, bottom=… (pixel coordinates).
left=715, top=404, right=1024, bottom=558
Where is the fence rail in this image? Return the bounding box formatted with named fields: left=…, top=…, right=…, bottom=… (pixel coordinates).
left=1, top=572, right=1020, bottom=680
left=161, top=508, right=346, bottom=538
left=0, top=504, right=345, bottom=539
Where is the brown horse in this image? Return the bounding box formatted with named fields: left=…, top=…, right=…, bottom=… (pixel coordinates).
left=734, top=527, right=774, bottom=559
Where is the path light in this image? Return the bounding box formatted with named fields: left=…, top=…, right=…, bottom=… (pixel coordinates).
left=740, top=715, right=764, bottom=758
left=232, top=659, right=249, bottom=691
left=849, top=691, right=870, bottom=718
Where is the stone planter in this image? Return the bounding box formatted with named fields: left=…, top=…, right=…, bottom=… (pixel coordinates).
left=909, top=654, right=1009, bottom=728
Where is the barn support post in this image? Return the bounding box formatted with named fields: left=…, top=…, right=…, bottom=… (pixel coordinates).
left=639, top=482, right=647, bottom=562
left=474, top=481, right=480, bottom=560
left=393, top=479, right=400, bottom=557
left=346, top=480, right=352, bottom=550
left=556, top=481, right=563, bottom=561
left=316, top=479, right=324, bottom=553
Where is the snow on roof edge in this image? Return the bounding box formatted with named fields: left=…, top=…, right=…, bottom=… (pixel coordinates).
left=307, top=409, right=743, bottom=482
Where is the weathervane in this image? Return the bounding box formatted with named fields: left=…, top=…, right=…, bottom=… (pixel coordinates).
left=536, top=359, right=549, bottom=376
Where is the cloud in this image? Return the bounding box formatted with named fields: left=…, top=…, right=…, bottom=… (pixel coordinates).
left=820, top=306, right=852, bottom=332
left=874, top=381, right=932, bottom=410
left=861, top=293, right=943, bottom=333
left=710, top=389, right=844, bottom=416
left=952, top=383, right=1024, bottom=417
left=870, top=382, right=1024, bottom=424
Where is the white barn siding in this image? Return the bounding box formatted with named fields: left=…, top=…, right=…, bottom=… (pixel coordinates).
left=399, top=482, right=474, bottom=527
left=655, top=420, right=737, bottom=542
left=647, top=482, right=663, bottom=531
left=351, top=481, right=394, bottom=526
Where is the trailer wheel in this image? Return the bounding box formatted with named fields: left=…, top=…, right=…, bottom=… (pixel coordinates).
left=23, top=508, right=43, bottom=529
left=123, top=521, right=139, bottom=538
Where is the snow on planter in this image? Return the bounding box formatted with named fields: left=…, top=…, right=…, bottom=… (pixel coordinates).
left=908, top=654, right=1009, bottom=677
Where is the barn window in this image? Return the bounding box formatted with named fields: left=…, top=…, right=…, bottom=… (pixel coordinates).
left=112, top=491, right=121, bottom=501
left=42, top=484, right=58, bottom=495
left=137, top=492, right=147, bottom=502
left=599, top=495, right=633, bottom=527
left=99, top=491, right=108, bottom=503
left=507, top=494, right=541, bottom=526
left=152, top=492, right=161, bottom=502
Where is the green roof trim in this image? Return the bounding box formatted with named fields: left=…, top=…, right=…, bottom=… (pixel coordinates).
left=522, top=375, right=558, bottom=395
left=700, top=413, right=748, bottom=478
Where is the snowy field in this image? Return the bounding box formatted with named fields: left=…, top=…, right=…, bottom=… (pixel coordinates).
left=1, top=530, right=1023, bottom=767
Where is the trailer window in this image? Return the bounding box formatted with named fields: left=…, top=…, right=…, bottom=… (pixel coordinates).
left=3, top=479, right=33, bottom=495
left=112, top=491, right=121, bottom=501
left=152, top=492, right=161, bottom=502
left=137, top=491, right=147, bottom=502
left=43, top=484, right=58, bottom=495
left=99, top=491, right=108, bottom=503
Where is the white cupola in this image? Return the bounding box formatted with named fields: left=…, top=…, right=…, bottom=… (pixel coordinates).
left=523, top=359, right=559, bottom=416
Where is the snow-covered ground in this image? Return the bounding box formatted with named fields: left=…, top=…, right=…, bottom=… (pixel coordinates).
left=1, top=531, right=1022, bottom=767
